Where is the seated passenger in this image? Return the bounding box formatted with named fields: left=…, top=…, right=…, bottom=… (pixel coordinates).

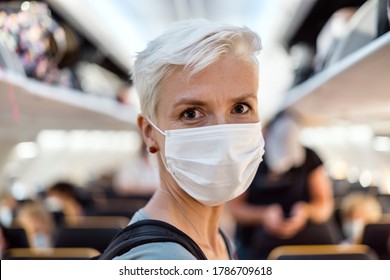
left=340, top=191, right=382, bottom=244
left=46, top=181, right=87, bottom=226
left=15, top=201, right=55, bottom=249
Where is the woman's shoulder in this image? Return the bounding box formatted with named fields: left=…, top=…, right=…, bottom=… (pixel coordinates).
left=129, top=208, right=149, bottom=223
left=114, top=209, right=197, bottom=260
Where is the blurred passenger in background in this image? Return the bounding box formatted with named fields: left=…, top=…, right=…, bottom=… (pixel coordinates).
left=0, top=193, right=18, bottom=227
left=229, top=111, right=338, bottom=259
left=45, top=181, right=91, bottom=226
left=340, top=191, right=382, bottom=244
left=15, top=201, right=55, bottom=249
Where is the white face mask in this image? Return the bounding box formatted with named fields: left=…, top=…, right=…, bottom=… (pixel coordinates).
left=44, top=196, right=63, bottom=212
left=342, top=219, right=364, bottom=242
left=149, top=120, right=265, bottom=206
left=32, top=233, right=51, bottom=249
left=0, top=207, right=13, bottom=227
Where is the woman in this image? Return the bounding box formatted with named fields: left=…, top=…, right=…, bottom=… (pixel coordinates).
left=229, top=111, right=339, bottom=259
left=339, top=191, right=382, bottom=244
left=114, top=19, right=265, bottom=260
left=15, top=201, right=55, bottom=249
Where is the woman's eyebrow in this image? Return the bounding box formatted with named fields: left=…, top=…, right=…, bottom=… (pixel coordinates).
left=172, top=97, right=207, bottom=107
left=172, top=93, right=257, bottom=107
left=230, top=93, right=258, bottom=103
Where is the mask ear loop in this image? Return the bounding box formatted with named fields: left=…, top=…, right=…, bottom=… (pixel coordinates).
left=145, top=116, right=170, bottom=173
left=145, top=116, right=166, bottom=136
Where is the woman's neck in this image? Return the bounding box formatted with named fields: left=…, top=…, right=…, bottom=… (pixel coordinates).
left=143, top=188, right=228, bottom=259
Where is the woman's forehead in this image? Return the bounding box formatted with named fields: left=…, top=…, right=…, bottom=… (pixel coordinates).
left=158, top=56, right=258, bottom=103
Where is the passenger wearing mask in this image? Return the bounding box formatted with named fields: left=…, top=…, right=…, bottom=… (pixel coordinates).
left=229, top=111, right=339, bottom=259
left=339, top=191, right=382, bottom=244
left=45, top=181, right=87, bottom=226
left=15, top=201, right=55, bottom=249
left=102, top=19, right=265, bottom=260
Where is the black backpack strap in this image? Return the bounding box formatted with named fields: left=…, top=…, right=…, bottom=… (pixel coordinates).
left=97, top=219, right=207, bottom=260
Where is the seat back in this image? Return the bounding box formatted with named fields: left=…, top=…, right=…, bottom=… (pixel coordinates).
left=64, top=216, right=130, bottom=228
left=5, top=247, right=100, bottom=260
left=361, top=221, right=390, bottom=259
left=3, top=227, right=30, bottom=248
left=93, top=198, right=149, bottom=218
left=268, top=244, right=378, bottom=260
left=54, top=227, right=121, bottom=253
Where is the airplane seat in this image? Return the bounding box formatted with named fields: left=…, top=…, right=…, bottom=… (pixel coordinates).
left=54, top=227, right=121, bottom=253
left=388, top=232, right=390, bottom=257
left=4, top=247, right=100, bottom=260
left=63, top=215, right=130, bottom=229
left=267, top=244, right=378, bottom=260
left=2, top=227, right=30, bottom=249
left=361, top=221, right=390, bottom=259
left=92, top=197, right=149, bottom=219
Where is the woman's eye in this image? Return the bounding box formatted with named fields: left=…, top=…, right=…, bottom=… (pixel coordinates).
left=232, top=103, right=250, bottom=114
left=182, top=108, right=201, bottom=120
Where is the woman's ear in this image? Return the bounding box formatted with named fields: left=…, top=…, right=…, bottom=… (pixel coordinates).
left=137, top=114, right=158, bottom=149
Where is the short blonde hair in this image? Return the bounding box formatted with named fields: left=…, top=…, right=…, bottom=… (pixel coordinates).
left=340, top=192, right=382, bottom=223
left=132, top=19, right=262, bottom=121
left=16, top=201, right=55, bottom=235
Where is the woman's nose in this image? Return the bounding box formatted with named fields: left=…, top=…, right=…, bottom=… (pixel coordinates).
left=213, top=114, right=230, bottom=125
